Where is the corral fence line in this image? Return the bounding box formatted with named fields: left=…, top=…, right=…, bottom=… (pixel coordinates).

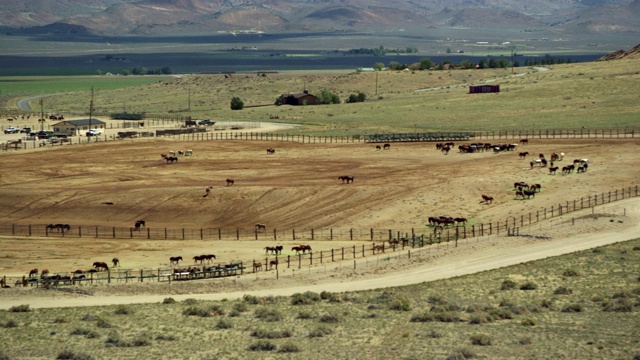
left=1, top=128, right=637, bottom=151
left=0, top=186, right=636, bottom=243
left=1, top=185, right=637, bottom=288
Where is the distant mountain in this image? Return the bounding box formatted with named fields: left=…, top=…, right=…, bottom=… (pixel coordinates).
left=597, top=43, right=640, bottom=60
left=0, top=0, right=638, bottom=36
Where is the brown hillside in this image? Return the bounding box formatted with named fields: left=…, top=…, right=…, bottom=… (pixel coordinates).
left=597, top=43, right=640, bottom=60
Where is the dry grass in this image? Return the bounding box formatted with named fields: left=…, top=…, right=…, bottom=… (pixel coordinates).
left=0, top=239, right=637, bottom=359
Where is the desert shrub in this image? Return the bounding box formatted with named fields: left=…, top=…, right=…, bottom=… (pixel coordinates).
left=540, top=298, right=556, bottom=309
left=632, top=246, right=640, bottom=251
left=243, top=295, right=261, bottom=305
left=601, top=298, right=634, bottom=312
left=215, top=319, right=233, bottom=329
left=296, top=311, right=314, bottom=320
left=319, top=313, right=342, bottom=323
left=389, top=297, right=412, bottom=311
left=155, top=335, right=176, bottom=341
left=446, top=348, right=476, bottom=359
left=105, top=333, right=128, bottom=347
left=182, top=298, right=198, bottom=305
left=81, top=314, right=96, bottom=321
left=309, top=325, right=334, bottom=338
left=2, top=319, right=18, bottom=328
left=562, top=269, right=580, bottom=277
left=363, top=313, right=378, bottom=319
left=227, top=310, right=240, bottom=317
left=427, top=330, right=443, bottom=338
left=427, top=294, right=448, bottom=305
left=209, top=304, right=225, bottom=316
left=501, top=279, right=518, bottom=290
left=114, top=305, right=132, bottom=315
left=469, top=314, right=493, bottom=325
left=554, top=286, right=573, bottom=295
left=53, top=317, right=69, bottom=324
left=183, top=306, right=209, bottom=317
left=251, top=328, right=292, bottom=339
left=470, top=334, right=492, bottom=346
left=96, top=318, right=112, bottom=328
left=521, top=317, right=537, bottom=326
left=130, top=335, right=151, bottom=347
left=489, top=307, right=513, bottom=320
left=520, top=281, right=538, bottom=290
left=431, top=303, right=462, bottom=312
left=410, top=311, right=460, bottom=323
left=278, top=341, right=301, bottom=353
left=233, top=302, right=249, bottom=313
left=291, top=291, right=321, bottom=305
left=254, top=308, right=283, bottom=322
left=162, top=298, right=176, bottom=304
left=8, top=304, right=30, bottom=313
left=320, top=291, right=339, bottom=302
left=561, top=304, right=583, bottom=312
left=518, top=337, right=532, bottom=345
left=248, top=340, right=276, bottom=351
left=56, top=350, right=94, bottom=360
left=592, top=248, right=603, bottom=253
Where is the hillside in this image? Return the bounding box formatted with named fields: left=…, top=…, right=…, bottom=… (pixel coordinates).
left=597, top=43, right=640, bottom=60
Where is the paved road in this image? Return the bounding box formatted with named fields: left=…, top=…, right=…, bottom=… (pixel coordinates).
left=16, top=95, right=45, bottom=111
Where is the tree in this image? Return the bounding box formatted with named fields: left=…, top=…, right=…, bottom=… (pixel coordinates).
left=346, top=92, right=367, bottom=103
left=419, top=58, right=433, bottom=70
left=160, top=66, right=173, bottom=74
left=387, top=61, right=404, bottom=71
left=316, top=88, right=340, bottom=104
left=373, top=62, right=385, bottom=71
left=230, top=97, right=244, bottom=110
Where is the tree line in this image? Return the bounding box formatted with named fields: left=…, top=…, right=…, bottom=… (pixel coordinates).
left=372, top=55, right=574, bottom=71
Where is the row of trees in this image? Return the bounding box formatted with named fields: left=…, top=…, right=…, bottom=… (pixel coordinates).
left=346, top=45, right=418, bottom=56
left=373, top=55, right=574, bottom=72
left=96, top=67, right=174, bottom=76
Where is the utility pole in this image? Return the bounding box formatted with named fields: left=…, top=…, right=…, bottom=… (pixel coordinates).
left=88, top=87, right=94, bottom=134
left=188, top=88, right=191, bottom=111
left=39, top=98, right=45, bottom=131
left=375, top=72, right=378, bottom=96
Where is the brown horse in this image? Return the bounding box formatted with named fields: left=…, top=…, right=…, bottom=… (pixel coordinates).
left=193, top=255, right=205, bottom=264
left=253, top=261, right=263, bottom=272
left=338, top=175, right=354, bottom=184
left=170, top=256, right=183, bottom=265
left=518, top=152, right=529, bottom=159
left=482, top=194, right=494, bottom=204
left=383, top=143, right=391, bottom=150
left=264, top=246, right=277, bottom=254
left=520, top=139, right=528, bottom=145
left=28, top=268, right=38, bottom=278
left=291, top=246, right=304, bottom=254
left=549, top=166, right=559, bottom=175
left=255, top=223, right=266, bottom=232
left=372, top=244, right=385, bottom=254
left=93, top=262, right=109, bottom=271
left=226, top=179, right=235, bottom=186
left=266, top=148, right=276, bottom=154
left=269, top=259, right=278, bottom=269
left=112, top=258, right=120, bottom=267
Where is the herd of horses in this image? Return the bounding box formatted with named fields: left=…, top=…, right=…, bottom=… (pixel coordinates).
left=46, top=224, right=71, bottom=231
left=338, top=175, right=355, bottom=184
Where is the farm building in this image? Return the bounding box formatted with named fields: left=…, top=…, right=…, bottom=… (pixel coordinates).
left=469, top=84, right=500, bottom=94
left=52, top=118, right=106, bottom=135
left=280, top=90, right=319, bottom=106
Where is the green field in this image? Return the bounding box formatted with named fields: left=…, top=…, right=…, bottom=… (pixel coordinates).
left=1, top=239, right=638, bottom=359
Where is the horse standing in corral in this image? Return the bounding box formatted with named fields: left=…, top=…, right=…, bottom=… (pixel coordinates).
left=375, top=145, right=381, bottom=150
left=269, top=259, right=278, bottom=269
left=265, top=246, right=277, bottom=254
left=169, top=256, right=183, bottom=265
left=134, top=220, right=146, bottom=230
left=519, top=139, right=528, bottom=145
left=530, top=184, right=542, bottom=192
left=203, top=254, right=216, bottom=263
left=301, top=245, right=312, bottom=253
left=541, top=158, right=548, bottom=167
left=112, top=258, right=120, bottom=267
left=292, top=246, right=304, bottom=254
left=383, top=143, right=391, bottom=150
left=338, top=175, right=354, bottom=184
left=255, top=223, right=266, bottom=232
left=514, top=181, right=529, bottom=189
left=161, top=154, right=178, bottom=163
left=253, top=261, right=263, bottom=272
left=275, top=245, right=283, bottom=255
left=454, top=217, right=467, bottom=226
left=524, top=190, right=536, bottom=199
left=28, top=268, right=38, bottom=278
left=193, top=255, right=205, bottom=264
left=372, top=244, right=385, bottom=254
left=226, top=179, right=235, bottom=186
left=92, top=262, right=109, bottom=271
left=518, top=152, right=529, bottom=159
left=266, top=148, right=276, bottom=154
left=204, top=186, right=213, bottom=197
left=441, top=145, right=451, bottom=155
left=549, top=166, right=559, bottom=175
left=482, top=194, right=494, bottom=204
left=515, top=190, right=526, bottom=199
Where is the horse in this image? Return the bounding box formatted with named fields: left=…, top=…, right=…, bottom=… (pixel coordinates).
left=524, top=190, right=536, bottom=199
left=93, top=262, right=109, bottom=271
left=269, top=259, right=278, bottom=269
left=193, top=255, right=205, bottom=264
left=383, top=143, right=391, bottom=150
left=204, top=186, right=212, bottom=197
left=265, top=246, right=277, bottom=254
left=482, top=194, right=494, bottom=204
left=518, top=152, right=529, bottom=159
left=338, top=175, right=354, bottom=184
left=441, top=145, right=451, bottom=155
left=454, top=217, right=467, bottom=225
left=515, top=190, right=526, bottom=199
left=161, top=154, right=178, bottom=163
left=253, top=261, right=263, bottom=272
left=292, top=246, right=304, bottom=254
left=169, top=256, right=183, bottom=265
left=519, top=139, right=528, bottom=145
left=28, top=268, right=38, bottom=278
left=375, top=145, right=381, bottom=150
left=514, top=181, right=528, bottom=189
left=300, top=245, right=312, bottom=253
left=226, top=179, right=234, bottom=186
left=530, top=184, right=542, bottom=192
left=255, top=223, right=266, bottom=232
left=266, top=148, right=276, bottom=154
left=541, top=158, right=548, bottom=167
left=275, top=245, right=283, bottom=255
left=549, top=166, right=559, bottom=175
left=134, top=220, right=145, bottom=230
left=372, top=244, right=385, bottom=254
left=112, top=258, right=120, bottom=267
left=203, top=254, right=216, bottom=263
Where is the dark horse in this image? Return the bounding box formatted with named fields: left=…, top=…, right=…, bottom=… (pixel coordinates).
left=226, top=179, right=235, bottom=186
left=482, top=194, right=494, bottom=204
left=134, top=220, right=146, bottom=230
left=112, top=258, right=120, bottom=267
left=255, top=223, right=266, bottom=232
left=266, top=148, right=276, bottom=154
left=93, top=262, right=109, bottom=271
left=170, top=256, right=183, bottom=265
left=338, top=175, right=354, bottom=184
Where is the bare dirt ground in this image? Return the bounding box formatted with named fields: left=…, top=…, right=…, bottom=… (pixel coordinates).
left=0, top=130, right=638, bottom=309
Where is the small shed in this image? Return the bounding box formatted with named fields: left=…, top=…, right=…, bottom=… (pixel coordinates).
left=280, top=90, right=318, bottom=106
left=52, top=118, right=106, bottom=135
left=469, top=84, right=500, bottom=94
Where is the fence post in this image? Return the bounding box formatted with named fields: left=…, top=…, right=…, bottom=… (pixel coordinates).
left=370, top=228, right=374, bottom=241
left=350, top=228, right=353, bottom=240
left=200, top=228, right=203, bottom=240
left=274, top=228, right=277, bottom=241
left=182, top=228, right=185, bottom=240
left=236, top=228, right=240, bottom=240
left=165, top=228, right=168, bottom=239
left=331, top=249, right=334, bottom=262
left=292, top=228, right=296, bottom=240
left=218, top=228, right=222, bottom=240
left=311, top=228, right=314, bottom=241
left=113, top=227, right=116, bottom=238
left=330, top=228, right=333, bottom=240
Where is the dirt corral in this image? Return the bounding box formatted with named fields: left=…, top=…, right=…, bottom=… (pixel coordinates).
left=0, top=137, right=638, bottom=281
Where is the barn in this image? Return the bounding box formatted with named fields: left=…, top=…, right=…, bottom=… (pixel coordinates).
left=52, top=118, right=106, bottom=135
left=469, top=84, right=500, bottom=94
left=280, top=90, right=319, bottom=106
